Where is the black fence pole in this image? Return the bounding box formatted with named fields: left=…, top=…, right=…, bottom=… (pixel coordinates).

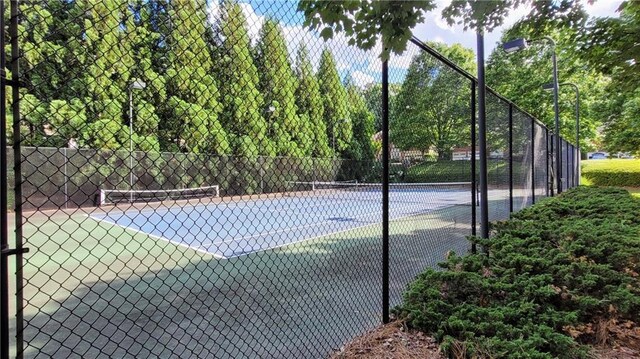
left=508, top=104, right=513, bottom=213
left=549, top=132, right=554, bottom=197
left=477, top=32, right=489, bottom=241
left=381, top=59, right=390, bottom=324
left=11, top=0, right=25, bottom=356
left=545, top=128, right=549, bottom=197
left=531, top=117, right=536, bottom=204
left=470, top=81, right=477, bottom=251
left=0, top=0, right=10, bottom=357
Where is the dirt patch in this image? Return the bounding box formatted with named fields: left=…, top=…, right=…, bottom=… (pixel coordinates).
left=330, top=321, right=444, bottom=359
left=331, top=320, right=640, bottom=359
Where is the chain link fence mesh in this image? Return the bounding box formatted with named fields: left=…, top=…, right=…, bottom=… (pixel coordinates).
left=2, top=1, right=580, bottom=358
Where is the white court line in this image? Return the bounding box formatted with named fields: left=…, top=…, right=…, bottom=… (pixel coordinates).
left=197, top=197, right=441, bottom=247
left=221, top=202, right=464, bottom=259
left=202, top=197, right=470, bottom=257
left=90, top=193, right=472, bottom=260
left=86, top=214, right=227, bottom=259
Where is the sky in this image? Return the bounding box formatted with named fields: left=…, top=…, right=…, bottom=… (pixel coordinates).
left=415, top=0, right=624, bottom=57
left=212, top=0, right=623, bottom=87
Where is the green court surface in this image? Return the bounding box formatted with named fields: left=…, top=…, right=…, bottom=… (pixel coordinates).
left=8, top=203, right=473, bottom=358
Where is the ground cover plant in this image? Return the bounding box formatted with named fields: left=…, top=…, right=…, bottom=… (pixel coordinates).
left=394, top=187, right=640, bottom=358
left=581, top=159, right=640, bottom=187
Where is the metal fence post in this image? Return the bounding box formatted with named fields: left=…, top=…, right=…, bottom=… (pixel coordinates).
left=531, top=118, right=536, bottom=204
left=477, top=32, right=489, bottom=241
left=470, top=82, right=477, bottom=250
left=508, top=104, right=513, bottom=213
left=381, top=58, right=390, bottom=324
left=1, top=0, right=10, bottom=356
left=545, top=128, right=549, bottom=197
left=11, top=1, right=26, bottom=356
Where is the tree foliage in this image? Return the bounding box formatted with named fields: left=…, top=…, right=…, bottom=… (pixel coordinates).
left=255, top=19, right=308, bottom=157
left=294, top=46, right=331, bottom=158
left=216, top=0, right=269, bottom=158
left=162, top=0, right=228, bottom=154
left=317, top=49, right=351, bottom=156
left=486, top=23, right=608, bottom=152
left=392, top=43, right=474, bottom=159
left=297, top=0, right=436, bottom=60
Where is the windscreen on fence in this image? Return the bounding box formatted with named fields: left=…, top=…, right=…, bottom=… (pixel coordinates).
left=3, top=1, right=577, bottom=358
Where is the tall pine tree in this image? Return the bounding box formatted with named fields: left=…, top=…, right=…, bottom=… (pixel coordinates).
left=217, top=0, right=270, bottom=158
left=295, top=45, right=330, bottom=158
left=79, top=0, right=134, bottom=149
left=317, top=49, right=351, bottom=156
left=344, top=81, right=376, bottom=180
left=255, top=19, right=309, bottom=157
left=163, top=0, right=229, bottom=154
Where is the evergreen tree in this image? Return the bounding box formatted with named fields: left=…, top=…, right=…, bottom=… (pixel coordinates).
left=15, top=1, right=87, bottom=146
left=255, top=19, right=309, bottom=157
left=79, top=0, right=135, bottom=149
left=163, top=0, right=229, bottom=154
left=317, top=49, right=351, bottom=156
left=295, top=45, right=330, bottom=158
left=343, top=81, right=376, bottom=180
left=217, top=0, right=270, bottom=157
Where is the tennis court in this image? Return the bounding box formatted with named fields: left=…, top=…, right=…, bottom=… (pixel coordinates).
left=90, top=182, right=473, bottom=259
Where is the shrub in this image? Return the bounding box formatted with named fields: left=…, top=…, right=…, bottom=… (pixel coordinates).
left=394, top=187, right=640, bottom=358
left=581, top=159, right=640, bottom=187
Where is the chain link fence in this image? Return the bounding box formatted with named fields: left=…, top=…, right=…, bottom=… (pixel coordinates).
left=2, top=1, right=579, bottom=358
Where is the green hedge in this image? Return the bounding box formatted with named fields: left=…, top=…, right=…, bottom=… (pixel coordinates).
left=581, top=159, right=640, bottom=187
left=404, top=161, right=472, bottom=182
left=404, top=160, right=530, bottom=183
left=394, top=187, right=640, bottom=358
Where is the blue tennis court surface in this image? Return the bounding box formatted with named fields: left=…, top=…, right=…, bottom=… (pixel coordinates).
left=91, top=186, right=472, bottom=259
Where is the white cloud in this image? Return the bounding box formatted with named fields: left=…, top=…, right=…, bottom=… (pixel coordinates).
left=350, top=71, right=375, bottom=88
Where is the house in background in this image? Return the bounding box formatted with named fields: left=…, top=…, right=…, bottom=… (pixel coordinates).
left=452, top=147, right=479, bottom=161
left=372, top=131, right=424, bottom=162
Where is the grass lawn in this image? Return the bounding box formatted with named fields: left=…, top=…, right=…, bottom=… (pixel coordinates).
left=581, top=159, right=640, bottom=187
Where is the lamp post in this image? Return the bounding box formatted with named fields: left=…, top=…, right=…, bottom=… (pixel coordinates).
left=543, top=82, right=580, bottom=186
left=128, top=79, right=146, bottom=202
left=503, top=37, right=562, bottom=194
left=260, top=105, right=275, bottom=194
left=332, top=118, right=347, bottom=158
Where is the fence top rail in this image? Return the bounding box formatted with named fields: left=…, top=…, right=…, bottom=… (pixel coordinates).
left=410, top=36, right=575, bottom=146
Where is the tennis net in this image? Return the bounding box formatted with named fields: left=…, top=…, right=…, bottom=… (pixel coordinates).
left=99, top=185, right=220, bottom=206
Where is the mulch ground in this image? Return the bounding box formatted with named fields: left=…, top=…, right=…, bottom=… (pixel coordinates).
left=330, top=320, right=640, bottom=359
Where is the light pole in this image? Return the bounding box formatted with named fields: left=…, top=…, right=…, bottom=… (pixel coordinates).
left=503, top=37, right=562, bottom=194
left=128, top=79, right=146, bottom=202
left=543, top=82, right=580, bottom=186
left=332, top=118, right=347, bottom=158
left=261, top=105, right=275, bottom=194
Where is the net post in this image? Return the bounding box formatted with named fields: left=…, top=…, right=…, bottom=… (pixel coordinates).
left=381, top=58, right=390, bottom=324
left=508, top=104, right=513, bottom=213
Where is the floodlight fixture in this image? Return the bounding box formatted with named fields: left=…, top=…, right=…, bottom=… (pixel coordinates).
left=502, top=38, right=528, bottom=54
